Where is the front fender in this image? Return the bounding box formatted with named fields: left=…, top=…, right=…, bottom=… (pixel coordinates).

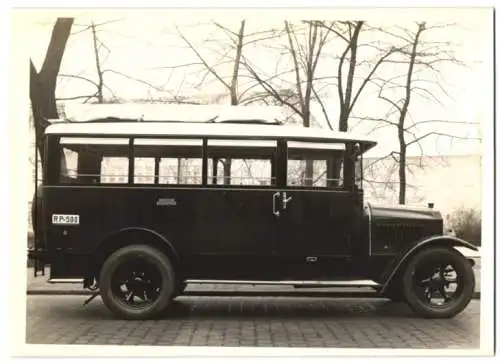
left=380, top=235, right=478, bottom=293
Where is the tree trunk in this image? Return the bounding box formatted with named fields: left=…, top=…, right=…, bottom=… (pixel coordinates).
left=29, top=62, right=49, bottom=164
left=397, top=23, right=425, bottom=205
left=223, top=160, right=231, bottom=185
left=177, top=159, right=184, bottom=184
left=29, top=18, right=73, bottom=170
left=302, top=110, right=314, bottom=186
left=219, top=20, right=245, bottom=185
left=398, top=142, right=406, bottom=205
left=91, top=22, right=104, bottom=103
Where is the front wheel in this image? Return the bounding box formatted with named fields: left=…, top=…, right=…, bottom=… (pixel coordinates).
left=99, top=244, right=176, bottom=320
left=401, top=246, right=475, bottom=318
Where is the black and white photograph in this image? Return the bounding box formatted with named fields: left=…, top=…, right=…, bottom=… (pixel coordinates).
left=5, top=2, right=496, bottom=360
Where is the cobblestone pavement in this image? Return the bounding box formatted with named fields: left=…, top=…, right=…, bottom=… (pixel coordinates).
left=26, top=295, right=480, bottom=349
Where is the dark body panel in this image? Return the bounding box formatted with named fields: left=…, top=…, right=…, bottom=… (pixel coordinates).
left=43, top=185, right=379, bottom=281
left=275, top=188, right=370, bottom=280
left=43, top=185, right=286, bottom=280
left=41, top=185, right=448, bottom=284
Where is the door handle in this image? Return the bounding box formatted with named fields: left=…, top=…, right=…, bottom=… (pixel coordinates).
left=272, top=192, right=280, bottom=217
left=282, top=192, right=292, bottom=210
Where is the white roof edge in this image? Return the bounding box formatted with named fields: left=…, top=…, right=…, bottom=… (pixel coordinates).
left=45, top=121, right=377, bottom=147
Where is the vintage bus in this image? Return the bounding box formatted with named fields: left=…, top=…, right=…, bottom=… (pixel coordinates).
left=30, top=116, right=478, bottom=320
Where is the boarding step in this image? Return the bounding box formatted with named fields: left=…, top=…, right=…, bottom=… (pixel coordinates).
left=185, top=279, right=381, bottom=289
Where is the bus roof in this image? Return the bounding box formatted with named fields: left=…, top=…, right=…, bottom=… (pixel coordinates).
left=44, top=119, right=378, bottom=152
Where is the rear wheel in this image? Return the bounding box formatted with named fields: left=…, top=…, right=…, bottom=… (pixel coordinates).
left=401, top=246, right=475, bottom=318
left=99, top=244, right=176, bottom=320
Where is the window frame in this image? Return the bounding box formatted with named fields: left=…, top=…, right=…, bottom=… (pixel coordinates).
left=203, top=137, right=279, bottom=189
left=46, top=134, right=132, bottom=186
left=131, top=137, right=205, bottom=187
left=45, top=133, right=359, bottom=191
left=283, top=139, right=352, bottom=191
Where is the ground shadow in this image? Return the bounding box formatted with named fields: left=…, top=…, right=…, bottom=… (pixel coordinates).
left=49, top=296, right=427, bottom=321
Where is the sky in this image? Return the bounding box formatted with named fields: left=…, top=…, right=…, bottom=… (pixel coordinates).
left=16, top=7, right=494, bottom=159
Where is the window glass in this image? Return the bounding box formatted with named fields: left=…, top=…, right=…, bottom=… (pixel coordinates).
left=101, top=157, right=129, bottom=184
left=133, top=157, right=155, bottom=184
left=133, top=138, right=203, bottom=185
left=206, top=139, right=277, bottom=186
left=287, top=142, right=345, bottom=188
left=287, top=159, right=329, bottom=187
left=59, top=147, right=79, bottom=183
left=57, top=137, right=129, bottom=185
left=207, top=158, right=273, bottom=186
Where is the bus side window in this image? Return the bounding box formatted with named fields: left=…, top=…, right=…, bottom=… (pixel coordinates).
left=132, top=138, right=204, bottom=186
left=59, top=146, right=79, bottom=184
left=100, top=157, right=129, bottom=184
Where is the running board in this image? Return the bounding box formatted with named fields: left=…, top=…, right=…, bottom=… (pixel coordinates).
left=48, top=278, right=84, bottom=284
left=46, top=278, right=381, bottom=289
left=184, top=279, right=381, bottom=289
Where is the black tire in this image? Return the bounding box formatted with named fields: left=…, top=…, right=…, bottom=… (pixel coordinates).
left=99, top=244, right=176, bottom=320
left=401, top=246, right=475, bottom=319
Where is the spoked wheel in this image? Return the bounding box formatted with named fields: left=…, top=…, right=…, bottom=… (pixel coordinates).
left=110, top=259, right=163, bottom=309
left=401, top=247, right=475, bottom=318
left=99, top=245, right=175, bottom=320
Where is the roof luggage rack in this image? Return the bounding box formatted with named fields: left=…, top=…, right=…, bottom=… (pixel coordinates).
left=50, top=116, right=285, bottom=125
left=217, top=119, right=283, bottom=126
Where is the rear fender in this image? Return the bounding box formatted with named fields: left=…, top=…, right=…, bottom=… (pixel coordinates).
left=92, top=227, right=181, bottom=277
left=380, top=235, right=478, bottom=293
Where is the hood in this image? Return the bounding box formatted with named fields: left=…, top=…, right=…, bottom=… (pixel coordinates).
left=366, top=202, right=444, bottom=253
left=368, top=203, right=442, bottom=221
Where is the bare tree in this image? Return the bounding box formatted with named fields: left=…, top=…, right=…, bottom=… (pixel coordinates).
left=242, top=21, right=333, bottom=185
left=30, top=17, right=74, bottom=167
left=310, top=21, right=403, bottom=132
left=359, top=22, right=480, bottom=204
left=57, top=19, right=163, bottom=104
left=177, top=21, right=249, bottom=184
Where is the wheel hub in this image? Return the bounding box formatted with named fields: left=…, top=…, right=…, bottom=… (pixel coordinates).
left=110, top=260, right=163, bottom=309
left=415, top=263, right=461, bottom=307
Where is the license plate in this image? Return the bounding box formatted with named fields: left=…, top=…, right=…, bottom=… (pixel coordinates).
left=52, top=214, right=80, bottom=225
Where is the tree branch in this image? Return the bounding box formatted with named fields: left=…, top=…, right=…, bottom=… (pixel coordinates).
left=348, top=46, right=398, bottom=114
left=284, top=21, right=305, bottom=111
left=407, top=131, right=482, bottom=147
left=101, top=69, right=163, bottom=91
left=238, top=68, right=295, bottom=103
left=147, top=62, right=205, bottom=70
left=56, top=94, right=98, bottom=101
left=404, top=119, right=479, bottom=131
left=59, top=74, right=99, bottom=88
left=242, top=58, right=303, bottom=117
left=177, top=27, right=232, bottom=90
left=311, top=84, right=333, bottom=130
